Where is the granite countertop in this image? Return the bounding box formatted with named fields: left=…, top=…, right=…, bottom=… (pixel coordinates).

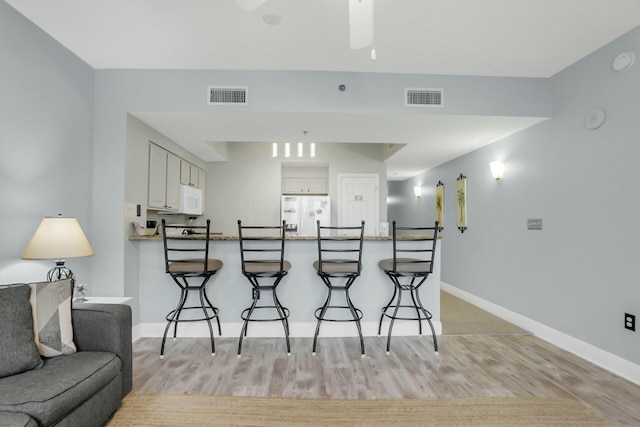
left=130, top=234, right=440, bottom=241
left=129, top=234, right=393, bottom=241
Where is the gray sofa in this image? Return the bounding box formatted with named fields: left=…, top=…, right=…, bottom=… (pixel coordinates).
left=0, top=301, right=132, bottom=427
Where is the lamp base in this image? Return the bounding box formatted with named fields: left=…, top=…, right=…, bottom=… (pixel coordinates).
left=47, top=261, right=74, bottom=282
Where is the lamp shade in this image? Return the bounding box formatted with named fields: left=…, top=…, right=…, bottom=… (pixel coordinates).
left=22, top=217, right=94, bottom=260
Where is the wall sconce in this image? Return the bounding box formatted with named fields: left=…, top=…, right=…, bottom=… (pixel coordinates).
left=272, top=143, right=278, bottom=157
left=413, top=185, right=421, bottom=198
left=489, top=160, right=505, bottom=181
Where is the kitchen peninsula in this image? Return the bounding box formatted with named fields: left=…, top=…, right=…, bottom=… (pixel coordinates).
left=129, top=234, right=441, bottom=341
left=125, top=120, right=434, bottom=341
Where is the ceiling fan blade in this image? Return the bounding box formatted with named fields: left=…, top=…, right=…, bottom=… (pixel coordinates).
left=349, top=0, right=374, bottom=49
left=236, top=0, right=269, bottom=12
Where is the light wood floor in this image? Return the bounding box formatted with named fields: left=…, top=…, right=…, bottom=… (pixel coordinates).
left=132, top=320, right=640, bottom=426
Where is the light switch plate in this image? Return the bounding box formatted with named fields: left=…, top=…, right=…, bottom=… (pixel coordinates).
left=527, top=218, right=542, bottom=230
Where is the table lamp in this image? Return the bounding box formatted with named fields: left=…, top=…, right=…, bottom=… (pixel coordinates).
left=22, top=215, right=94, bottom=281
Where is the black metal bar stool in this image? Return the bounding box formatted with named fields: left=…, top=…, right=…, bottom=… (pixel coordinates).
left=160, top=218, right=223, bottom=358
left=378, top=221, right=439, bottom=354
left=312, top=220, right=365, bottom=357
left=237, top=220, right=291, bottom=357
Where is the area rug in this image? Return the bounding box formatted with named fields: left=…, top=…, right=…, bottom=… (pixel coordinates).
left=107, top=394, right=609, bottom=426
left=441, top=291, right=530, bottom=336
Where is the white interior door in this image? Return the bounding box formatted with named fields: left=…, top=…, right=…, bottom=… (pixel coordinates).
left=339, top=174, right=379, bottom=236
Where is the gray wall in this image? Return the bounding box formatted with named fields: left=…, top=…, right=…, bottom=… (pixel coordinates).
left=92, top=68, right=550, bottom=303
left=9, top=0, right=636, bottom=368
left=389, top=26, right=640, bottom=365
left=0, top=2, right=94, bottom=284
left=207, top=142, right=387, bottom=235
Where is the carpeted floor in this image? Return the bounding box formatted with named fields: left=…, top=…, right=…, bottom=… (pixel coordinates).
left=440, top=291, right=530, bottom=336
left=107, top=394, right=609, bottom=426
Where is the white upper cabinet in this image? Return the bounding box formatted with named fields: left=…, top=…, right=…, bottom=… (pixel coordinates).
left=180, top=159, right=201, bottom=187
left=282, top=177, right=328, bottom=194
left=305, top=177, right=327, bottom=194
left=197, top=167, right=206, bottom=192
left=165, top=152, right=181, bottom=210
left=282, top=165, right=328, bottom=194
left=148, top=144, right=183, bottom=211
left=148, top=144, right=167, bottom=209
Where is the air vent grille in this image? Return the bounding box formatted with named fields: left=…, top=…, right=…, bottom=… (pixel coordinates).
left=208, top=86, right=248, bottom=104
left=405, top=88, right=443, bottom=107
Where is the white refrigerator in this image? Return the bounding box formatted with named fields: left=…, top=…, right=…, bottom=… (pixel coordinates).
left=281, top=195, right=331, bottom=236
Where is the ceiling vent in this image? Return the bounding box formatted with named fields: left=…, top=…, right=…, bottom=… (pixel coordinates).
left=405, top=88, right=443, bottom=107
left=208, top=86, right=248, bottom=105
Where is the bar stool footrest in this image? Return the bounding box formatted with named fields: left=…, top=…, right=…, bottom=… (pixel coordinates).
left=381, top=305, right=432, bottom=322
left=166, top=306, right=220, bottom=322
left=241, top=305, right=290, bottom=322
left=314, top=306, right=363, bottom=322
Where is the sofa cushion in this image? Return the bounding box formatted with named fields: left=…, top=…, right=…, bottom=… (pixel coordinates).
left=29, top=279, right=77, bottom=357
left=0, top=351, right=121, bottom=426
left=0, top=285, right=43, bottom=378
left=0, top=412, right=38, bottom=427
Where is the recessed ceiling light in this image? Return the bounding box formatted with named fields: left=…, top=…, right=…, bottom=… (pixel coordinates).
left=263, top=14, right=282, bottom=25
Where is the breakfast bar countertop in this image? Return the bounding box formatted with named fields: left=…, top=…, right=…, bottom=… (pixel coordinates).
left=129, top=234, right=440, bottom=241
left=128, top=230, right=442, bottom=337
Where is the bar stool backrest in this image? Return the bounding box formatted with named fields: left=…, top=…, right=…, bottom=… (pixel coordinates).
left=390, top=220, right=439, bottom=275
left=162, top=218, right=211, bottom=275
left=316, top=220, right=365, bottom=277
left=237, top=220, right=287, bottom=277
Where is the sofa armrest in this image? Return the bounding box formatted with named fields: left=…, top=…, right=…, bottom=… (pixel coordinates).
left=72, top=303, right=132, bottom=397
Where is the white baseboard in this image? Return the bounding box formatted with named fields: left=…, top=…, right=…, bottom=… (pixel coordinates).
left=132, top=323, right=144, bottom=342
left=133, top=320, right=442, bottom=340
left=441, top=282, right=640, bottom=386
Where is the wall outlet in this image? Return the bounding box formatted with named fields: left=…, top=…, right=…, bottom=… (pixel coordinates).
left=527, top=218, right=543, bottom=230
left=625, top=313, right=636, bottom=331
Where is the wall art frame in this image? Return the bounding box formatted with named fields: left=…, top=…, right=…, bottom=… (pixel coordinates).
left=456, top=174, right=467, bottom=233
left=435, top=181, right=444, bottom=231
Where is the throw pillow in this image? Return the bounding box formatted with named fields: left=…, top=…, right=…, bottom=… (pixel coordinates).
left=0, top=285, right=44, bottom=377
left=29, top=279, right=77, bottom=357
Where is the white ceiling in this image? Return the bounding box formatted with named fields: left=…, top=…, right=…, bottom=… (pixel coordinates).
left=131, top=111, right=546, bottom=179
left=7, top=0, right=640, bottom=179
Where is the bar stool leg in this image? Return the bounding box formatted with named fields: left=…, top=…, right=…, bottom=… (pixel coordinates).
left=345, top=286, right=365, bottom=357
left=415, top=289, right=438, bottom=353
left=202, top=287, right=222, bottom=336
left=409, top=285, right=423, bottom=335
left=386, top=282, right=403, bottom=354
left=312, top=288, right=333, bottom=355
left=238, top=294, right=259, bottom=357
left=172, top=286, right=188, bottom=340
left=378, top=285, right=398, bottom=335
left=161, top=286, right=186, bottom=359
left=198, top=286, right=216, bottom=357
left=274, top=292, right=290, bottom=334
left=273, top=289, right=291, bottom=355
